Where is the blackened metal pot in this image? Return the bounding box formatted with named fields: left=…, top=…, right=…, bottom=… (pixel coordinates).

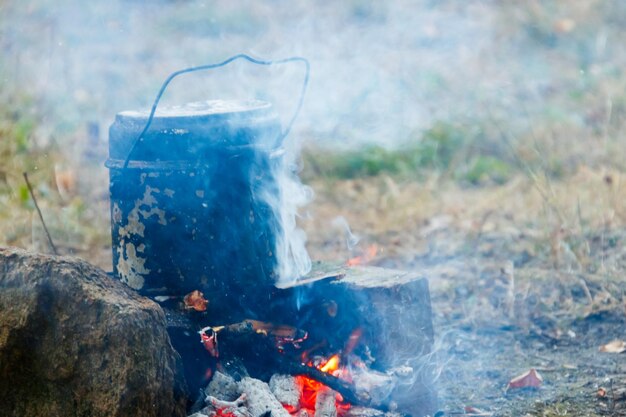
left=106, top=99, right=283, bottom=303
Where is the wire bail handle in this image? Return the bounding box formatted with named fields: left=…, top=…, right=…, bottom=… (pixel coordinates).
left=122, top=53, right=310, bottom=169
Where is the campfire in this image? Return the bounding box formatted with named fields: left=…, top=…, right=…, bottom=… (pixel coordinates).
left=161, top=259, right=436, bottom=417
left=105, top=56, right=436, bottom=417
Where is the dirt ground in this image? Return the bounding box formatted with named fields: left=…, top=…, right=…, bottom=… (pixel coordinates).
left=301, top=172, right=626, bottom=417
left=7, top=160, right=626, bottom=417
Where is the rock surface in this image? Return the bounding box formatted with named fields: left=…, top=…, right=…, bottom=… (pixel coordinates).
left=0, top=247, right=188, bottom=417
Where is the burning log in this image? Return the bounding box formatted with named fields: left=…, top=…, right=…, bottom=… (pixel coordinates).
left=275, top=361, right=370, bottom=405
left=274, top=361, right=369, bottom=408
left=219, top=320, right=308, bottom=346
left=200, top=321, right=372, bottom=409
left=163, top=262, right=434, bottom=416
left=198, top=320, right=308, bottom=359
left=268, top=262, right=437, bottom=416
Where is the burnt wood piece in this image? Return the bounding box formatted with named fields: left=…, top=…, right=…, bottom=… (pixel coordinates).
left=267, top=263, right=437, bottom=417
left=275, top=361, right=369, bottom=408
left=212, top=322, right=371, bottom=408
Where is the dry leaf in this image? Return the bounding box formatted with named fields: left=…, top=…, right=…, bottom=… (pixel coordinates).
left=183, top=290, right=209, bottom=312
left=599, top=340, right=626, bottom=353
left=507, top=368, right=543, bottom=390
left=597, top=387, right=607, bottom=398
left=464, top=406, right=493, bottom=416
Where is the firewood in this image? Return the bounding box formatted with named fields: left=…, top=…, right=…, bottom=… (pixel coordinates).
left=266, top=263, right=436, bottom=417
left=202, top=324, right=375, bottom=410
left=161, top=261, right=435, bottom=417
left=273, top=361, right=370, bottom=408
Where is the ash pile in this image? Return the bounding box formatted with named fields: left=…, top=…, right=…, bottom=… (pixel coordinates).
left=190, top=371, right=404, bottom=417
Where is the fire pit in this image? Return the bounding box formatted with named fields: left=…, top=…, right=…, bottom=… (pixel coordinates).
left=105, top=56, right=437, bottom=417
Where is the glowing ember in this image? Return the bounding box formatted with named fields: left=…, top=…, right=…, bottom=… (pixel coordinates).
left=285, top=354, right=351, bottom=415
left=346, top=244, right=378, bottom=266
left=214, top=408, right=237, bottom=417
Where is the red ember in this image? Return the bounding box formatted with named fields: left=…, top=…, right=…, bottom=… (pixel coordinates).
left=285, top=354, right=351, bottom=416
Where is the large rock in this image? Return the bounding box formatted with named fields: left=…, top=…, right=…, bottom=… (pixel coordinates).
left=0, top=247, right=188, bottom=417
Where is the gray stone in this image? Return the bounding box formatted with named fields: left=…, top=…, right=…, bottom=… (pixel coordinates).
left=0, top=247, right=187, bottom=417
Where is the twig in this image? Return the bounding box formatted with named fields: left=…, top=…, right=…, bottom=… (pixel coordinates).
left=610, top=378, right=616, bottom=414
left=23, top=172, right=58, bottom=255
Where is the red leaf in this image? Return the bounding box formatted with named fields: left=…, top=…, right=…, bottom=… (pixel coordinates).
left=507, top=368, right=543, bottom=390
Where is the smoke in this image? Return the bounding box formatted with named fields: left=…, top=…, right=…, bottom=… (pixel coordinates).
left=331, top=216, right=360, bottom=251
left=0, top=0, right=509, bottom=146
left=3, top=0, right=624, bottom=151
left=264, top=146, right=314, bottom=286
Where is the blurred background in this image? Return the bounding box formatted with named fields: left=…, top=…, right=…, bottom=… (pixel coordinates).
left=1, top=0, right=625, bottom=260
left=2, top=0, right=626, bottom=414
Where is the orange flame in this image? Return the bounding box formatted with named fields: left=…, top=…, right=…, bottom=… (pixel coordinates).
left=320, top=354, right=340, bottom=373
left=286, top=354, right=350, bottom=415
left=346, top=244, right=378, bottom=266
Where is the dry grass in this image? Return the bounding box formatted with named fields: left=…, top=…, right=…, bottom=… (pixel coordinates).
left=302, top=166, right=626, bottom=329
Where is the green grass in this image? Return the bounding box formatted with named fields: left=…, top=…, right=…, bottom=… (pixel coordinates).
left=302, top=121, right=515, bottom=186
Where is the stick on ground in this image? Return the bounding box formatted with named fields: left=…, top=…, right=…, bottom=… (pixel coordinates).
left=23, top=172, right=58, bottom=255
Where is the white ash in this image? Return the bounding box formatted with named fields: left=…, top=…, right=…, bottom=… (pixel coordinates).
left=204, top=394, right=250, bottom=417
left=237, top=377, right=291, bottom=417
left=314, top=388, right=337, bottom=417
left=386, top=365, right=414, bottom=379
left=346, top=407, right=382, bottom=417
left=205, top=371, right=239, bottom=401
left=294, top=410, right=313, bottom=417
left=206, top=394, right=247, bottom=409
left=269, top=374, right=301, bottom=408
left=352, top=368, right=395, bottom=406
left=346, top=407, right=403, bottom=417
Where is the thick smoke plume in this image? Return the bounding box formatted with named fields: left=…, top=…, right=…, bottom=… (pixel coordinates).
left=268, top=153, right=313, bottom=285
